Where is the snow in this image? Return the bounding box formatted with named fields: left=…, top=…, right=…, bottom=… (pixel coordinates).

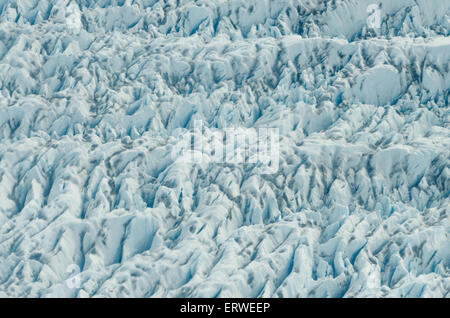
left=0, top=0, right=448, bottom=298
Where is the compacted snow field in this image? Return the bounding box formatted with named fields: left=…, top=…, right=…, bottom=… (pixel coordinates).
left=0, top=0, right=449, bottom=297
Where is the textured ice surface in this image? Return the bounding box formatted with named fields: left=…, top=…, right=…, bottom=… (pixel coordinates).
left=0, top=0, right=449, bottom=297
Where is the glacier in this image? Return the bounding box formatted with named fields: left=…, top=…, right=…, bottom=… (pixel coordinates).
left=0, top=0, right=449, bottom=298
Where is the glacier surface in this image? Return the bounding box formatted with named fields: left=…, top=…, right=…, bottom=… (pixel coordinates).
left=0, top=0, right=449, bottom=297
